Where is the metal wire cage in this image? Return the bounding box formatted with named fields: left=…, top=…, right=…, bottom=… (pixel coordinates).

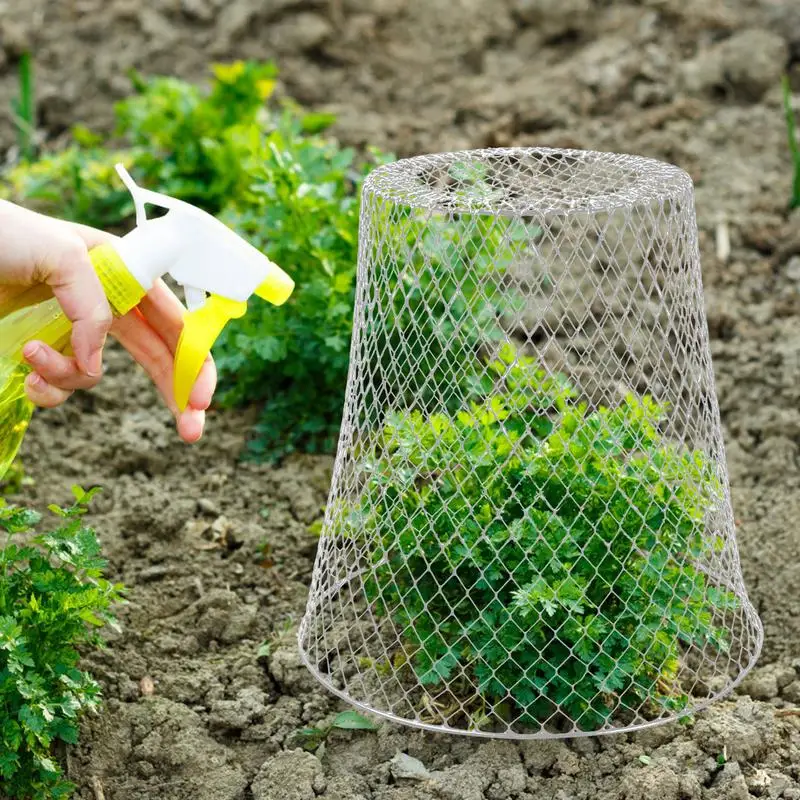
left=298, top=148, right=763, bottom=738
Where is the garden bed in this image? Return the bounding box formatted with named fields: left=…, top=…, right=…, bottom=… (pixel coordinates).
left=4, top=0, right=800, bottom=798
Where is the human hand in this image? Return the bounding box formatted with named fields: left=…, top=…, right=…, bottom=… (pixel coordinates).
left=0, top=199, right=216, bottom=443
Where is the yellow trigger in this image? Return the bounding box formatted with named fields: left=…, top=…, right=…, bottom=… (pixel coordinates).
left=175, top=295, right=247, bottom=412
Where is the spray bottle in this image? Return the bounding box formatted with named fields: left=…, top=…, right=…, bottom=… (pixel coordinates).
left=0, top=165, right=294, bottom=478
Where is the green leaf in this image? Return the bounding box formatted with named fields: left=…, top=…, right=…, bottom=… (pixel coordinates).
left=0, top=751, right=19, bottom=779
left=324, top=335, right=347, bottom=352
left=79, top=610, right=105, bottom=627
left=2, top=719, right=22, bottom=751
left=331, top=710, right=379, bottom=731
left=51, top=718, right=79, bottom=745
left=419, top=651, right=459, bottom=685
left=18, top=705, right=46, bottom=735
left=293, top=727, right=327, bottom=752
left=71, top=124, right=103, bottom=147
left=38, top=756, right=58, bottom=774
left=71, top=485, right=87, bottom=502
left=257, top=641, right=272, bottom=658
left=301, top=112, right=337, bottom=134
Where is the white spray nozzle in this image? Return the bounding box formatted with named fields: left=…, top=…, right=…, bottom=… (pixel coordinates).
left=113, top=164, right=293, bottom=309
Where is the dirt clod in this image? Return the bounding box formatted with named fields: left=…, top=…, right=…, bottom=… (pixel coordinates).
left=269, top=634, right=320, bottom=695
left=694, top=699, right=775, bottom=763
left=513, top=0, right=591, bottom=39
left=209, top=687, right=269, bottom=731
left=618, top=762, right=682, bottom=800
left=390, top=752, right=432, bottom=781
left=680, top=28, right=788, bottom=101
left=709, top=762, right=749, bottom=800
left=740, top=663, right=797, bottom=701
left=251, top=749, right=323, bottom=800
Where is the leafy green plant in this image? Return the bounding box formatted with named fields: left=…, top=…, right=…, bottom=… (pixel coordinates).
left=213, top=117, right=388, bottom=457
left=115, top=61, right=279, bottom=213
left=11, top=52, right=36, bottom=162
left=292, top=710, right=378, bottom=752
left=782, top=75, right=800, bottom=210
left=0, top=488, right=124, bottom=799
left=352, top=344, right=735, bottom=731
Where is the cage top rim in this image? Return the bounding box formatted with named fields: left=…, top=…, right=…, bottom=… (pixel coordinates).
left=362, top=147, right=694, bottom=217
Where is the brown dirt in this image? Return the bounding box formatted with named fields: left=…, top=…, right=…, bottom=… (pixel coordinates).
left=4, top=0, right=800, bottom=798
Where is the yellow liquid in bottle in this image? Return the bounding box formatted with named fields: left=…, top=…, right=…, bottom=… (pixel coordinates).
left=0, top=356, right=33, bottom=480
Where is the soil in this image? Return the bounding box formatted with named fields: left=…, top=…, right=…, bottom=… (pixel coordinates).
left=4, top=0, right=800, bottom=798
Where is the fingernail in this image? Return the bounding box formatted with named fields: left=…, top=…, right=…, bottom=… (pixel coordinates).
left=22, top=342, right=41, bottom=362
left=86, top=349, right=103, bottom=378
left=26, top=372, right=44, bottom=389
left=183, top=411, right=205, bottom=444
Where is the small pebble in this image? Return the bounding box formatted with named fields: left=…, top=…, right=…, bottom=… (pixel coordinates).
left=198, top=498, right=220, bottom=515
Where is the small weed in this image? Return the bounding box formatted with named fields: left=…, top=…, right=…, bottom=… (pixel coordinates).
left=292, top=710, right=379, bottom=752
left=256, top=618, right=295, bottom=660
left=256, top=640, right=273, bottom=659
left=255, top=540, right=274, bottom=569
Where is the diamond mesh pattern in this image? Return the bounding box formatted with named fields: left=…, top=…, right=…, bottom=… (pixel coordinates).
left=298, top=148, right=763, bottom=738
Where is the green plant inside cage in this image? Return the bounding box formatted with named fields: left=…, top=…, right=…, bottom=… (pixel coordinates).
left=349, top=344, right=737, bottom=732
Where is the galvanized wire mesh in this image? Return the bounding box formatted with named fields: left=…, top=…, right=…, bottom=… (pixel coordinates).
left=298, top=148, right=763, bottom=738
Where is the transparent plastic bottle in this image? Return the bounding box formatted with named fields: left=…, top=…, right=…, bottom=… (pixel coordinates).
left=0, top=271, right=132, bottom=477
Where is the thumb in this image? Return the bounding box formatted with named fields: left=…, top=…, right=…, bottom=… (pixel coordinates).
left=42, top=234, right=113, bottom=377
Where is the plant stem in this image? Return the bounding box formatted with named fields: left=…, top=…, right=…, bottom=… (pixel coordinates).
left=14, top=51, right=36, bottom=161
left=782, top=75, right=800, bottom=210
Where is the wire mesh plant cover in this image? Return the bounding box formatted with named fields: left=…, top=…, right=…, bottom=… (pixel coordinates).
left=298, top=148, right=763, bottom=738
